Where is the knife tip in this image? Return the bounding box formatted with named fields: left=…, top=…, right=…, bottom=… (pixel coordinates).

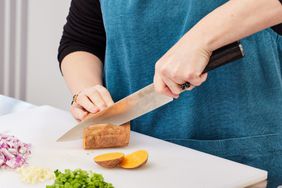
left=56, top=134, right=82, bottom=142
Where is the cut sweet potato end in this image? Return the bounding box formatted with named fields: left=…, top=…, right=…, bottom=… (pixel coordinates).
left=120, top=150, right=148, bottom=169
left=83, top=123, right=130, bottom=149
left=94, top=152, right=125, bottom=168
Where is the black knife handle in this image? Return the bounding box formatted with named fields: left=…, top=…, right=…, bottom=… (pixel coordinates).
left=181, top=41, right=244, bottom=90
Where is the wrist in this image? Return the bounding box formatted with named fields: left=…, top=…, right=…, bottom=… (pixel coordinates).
left=182, top=29, right=213, bottom=57
left=184, top=24, right=223, bottom=53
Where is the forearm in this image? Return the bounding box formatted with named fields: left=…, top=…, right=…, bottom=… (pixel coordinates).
left=187, top=0, right=282, bottom=51
left=61, top=51, right=103, bottom=95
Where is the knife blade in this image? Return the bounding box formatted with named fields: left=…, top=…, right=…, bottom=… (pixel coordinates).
left=57, top=84, right=172, bottom=141
left=57, top=41, right=244, bottom=142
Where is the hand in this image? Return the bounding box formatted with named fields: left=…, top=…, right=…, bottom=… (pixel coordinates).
left=154, top=33, right=211, bottom=98
left=70, top=85, right=114, bottom=121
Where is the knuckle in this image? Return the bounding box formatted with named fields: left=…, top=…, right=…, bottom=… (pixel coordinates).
left=87, top=88, right=97, bottom=94
left=155, top=60, right=161, bottom=70
left=76, top=95, right=83, bottom=104
left=159, top=66, right=168, bottom=76
left=79, top=101, right=91, bottom=111
left=82, top=88, right=89, bottom=94
left=94, top=84, right=103, bottom=90
left=80, top=88, right=89, bottom=95
left=184, top=72, right=195, bottom=81
left=77, top=96, right=86, bottom=106
left=98, top=89, right=108, bottom=96
left=171, top=71, right=179, bottom=80
left=95, top=85, right=108, bottom=95
left=90, top=90, right=99, bottom=98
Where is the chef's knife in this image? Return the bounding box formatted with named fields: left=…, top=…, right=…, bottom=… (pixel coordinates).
left=57, top=41, right=244, bottom=142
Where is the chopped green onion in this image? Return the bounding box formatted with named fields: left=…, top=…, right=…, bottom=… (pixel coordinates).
left=46, top=169, right=114, bottom=188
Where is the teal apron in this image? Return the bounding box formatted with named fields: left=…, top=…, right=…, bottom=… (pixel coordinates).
left=99, top=0, right=282, bottom=187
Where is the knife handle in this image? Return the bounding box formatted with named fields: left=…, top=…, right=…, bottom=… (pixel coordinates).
left=181, top=41, right=244, bottom=90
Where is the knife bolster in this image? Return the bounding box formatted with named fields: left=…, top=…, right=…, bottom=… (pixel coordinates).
left=83, top=122, right=130, bottom=149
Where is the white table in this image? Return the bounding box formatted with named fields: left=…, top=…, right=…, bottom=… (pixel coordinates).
left=0, top=96, right=268, bottom=188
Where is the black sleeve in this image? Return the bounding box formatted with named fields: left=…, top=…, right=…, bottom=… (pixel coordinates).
left=58, top=0, right=106, bottom=70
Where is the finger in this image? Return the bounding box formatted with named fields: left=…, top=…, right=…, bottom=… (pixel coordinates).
left=94, top=85, right=114, bottom=106
left=200, top=73, right=208, bottom=82
left=185, top=85, right=195, bottom=91
left=190, top=72, right=208, bottom=86
left=184, top=73, right=207, bottom=91
left=186, top=74, right=204, bottom=86
left=162, top=77, right=182, bottom=96
left=87, top=90, right=107, bottom=111
left=70, top=104, right=88, bottom=121
left=160, top=67, right=184, bottom=85
left=167, top=70, right=187, bottom=86
left=154, top=73, right=179, bottom=98
left=76, top=94, right=98, bottom=113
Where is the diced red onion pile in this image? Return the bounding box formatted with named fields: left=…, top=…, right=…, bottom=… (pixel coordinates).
left=0, top=134, right=31, bottom=169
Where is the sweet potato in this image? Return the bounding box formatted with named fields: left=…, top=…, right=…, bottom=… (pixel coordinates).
left=83, top=122, right=130, bottom=149
left=94, top=150, right=149, bottom=169
left=120, top=150, right=148, bottom=169
left=94, top=152, right=125, bottom=168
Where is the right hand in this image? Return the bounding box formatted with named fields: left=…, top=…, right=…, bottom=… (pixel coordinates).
left=70, top=85, right=114, bottom=121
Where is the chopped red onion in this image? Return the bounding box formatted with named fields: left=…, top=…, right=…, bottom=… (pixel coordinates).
left=0, top=134, right=31, bottom=169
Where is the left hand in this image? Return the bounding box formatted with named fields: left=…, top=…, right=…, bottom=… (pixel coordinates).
left=154, top=33, right=212, bottom=98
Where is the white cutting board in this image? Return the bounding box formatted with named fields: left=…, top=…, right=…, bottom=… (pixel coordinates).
left=0, top=106, right=267, bottom=188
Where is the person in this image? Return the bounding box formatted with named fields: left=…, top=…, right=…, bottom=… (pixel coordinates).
left=58, top=0, right=282, bottom=187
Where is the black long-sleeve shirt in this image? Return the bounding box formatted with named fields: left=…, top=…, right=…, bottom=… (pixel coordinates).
left=58, top=0, right=282, bottom=67
left=58, top=0, right=106, bottom=65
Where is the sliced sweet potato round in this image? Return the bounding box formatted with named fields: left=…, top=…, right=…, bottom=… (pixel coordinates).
left=94, top=152, right=125, bottom=168
left=120, top=150, right=148, bottom=169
